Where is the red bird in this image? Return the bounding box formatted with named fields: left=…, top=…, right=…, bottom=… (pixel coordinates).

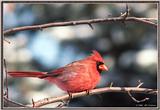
left=8, top=50, right=108, bottom=93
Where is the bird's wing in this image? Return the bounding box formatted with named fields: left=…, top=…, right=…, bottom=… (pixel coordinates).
left=39, top=62, right=87, bottom=79
left=39, top=67, right=67, bottom=78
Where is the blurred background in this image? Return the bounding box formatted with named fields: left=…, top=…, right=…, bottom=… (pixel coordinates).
left=3, top=3, right=157, bottom=107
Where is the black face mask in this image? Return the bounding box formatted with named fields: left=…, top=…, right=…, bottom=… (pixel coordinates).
left=96, top=61, right=104, bottom=73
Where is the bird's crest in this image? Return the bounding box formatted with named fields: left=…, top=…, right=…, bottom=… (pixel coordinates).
left=90, top=50, right=104, bottom=62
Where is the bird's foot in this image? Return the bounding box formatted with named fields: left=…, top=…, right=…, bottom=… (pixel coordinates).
left=57, top=92, right=72, bottom=107
left=67, top=91, right=73, bottom=100
left=86, top=90, right=91, bottom=95
left=64, top=91, right=72, bottom=106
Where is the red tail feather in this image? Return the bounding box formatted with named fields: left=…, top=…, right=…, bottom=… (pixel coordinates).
left=8, top=71, right=45, bottom=78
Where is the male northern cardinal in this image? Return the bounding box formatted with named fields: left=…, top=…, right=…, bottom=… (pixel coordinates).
left=8, top=50, right=108, bottom=93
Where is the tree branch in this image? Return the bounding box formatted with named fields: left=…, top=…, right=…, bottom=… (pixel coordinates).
left=3, top=17, right=157, bottom=35
left=127, top=91, right=149, bottom=103
left=24, top=87, right=157, bottom=108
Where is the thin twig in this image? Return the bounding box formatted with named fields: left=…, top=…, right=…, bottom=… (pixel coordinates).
left=3, top=39, right=11, bottom=44
left=141, top=18, right=157, bottom=21
left=120, top=3, right=130, bottom=26
left=120, top=3, right=129, bottom=19
left=32, top=98, right=35, bottom=107
left=127, top=91, right=149, bottom=103
left=88, top=23, right=94, bottom=30
left=4, top=59, right=8, bottom=99
left=137, top=80, right=144, bottom=88
left=56, top=102, right=64, bottom=108
left=56, top=101, right=67, bottom=108
left=4, top=97, right=29, bottom=107
left=25, top=87, right=157, bottom=107
left=3, top=17, right=157, bottom=35
left=109, top=82, right=113, bottom=87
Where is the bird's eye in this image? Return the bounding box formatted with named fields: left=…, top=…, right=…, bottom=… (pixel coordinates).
left=96, top=61, right=104, bottom=66
left=96, top=61, right=104, bottom=73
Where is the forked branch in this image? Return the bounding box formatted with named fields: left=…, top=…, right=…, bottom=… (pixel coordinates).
left=3, top=85, right=157, bottom=108
left=26, top=86, right=157, bottom=107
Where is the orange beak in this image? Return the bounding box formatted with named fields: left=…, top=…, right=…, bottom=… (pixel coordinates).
left=99, top=64, right=109, bottom=71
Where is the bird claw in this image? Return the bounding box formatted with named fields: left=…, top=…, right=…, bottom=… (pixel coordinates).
left=65, top=91, right=73, bottom=106
left=86, top=90, right=90, bottom=95
left=67, top=91, right=73, bottom=100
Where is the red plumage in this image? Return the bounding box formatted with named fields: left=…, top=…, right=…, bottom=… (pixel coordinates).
left=8, top=50, right=108, bottom=93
